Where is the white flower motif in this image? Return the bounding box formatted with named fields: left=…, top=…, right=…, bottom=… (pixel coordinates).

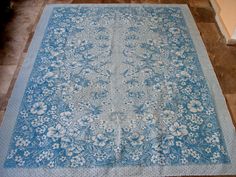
left=143, top=113, right=155, bottom=124
left=176, top=141, right=183, bottom=147
left=66, top=147, right=74, bottom=156
left=169, top=27, right=180, bottom=34
left=187, top=100, right=203, bottom=113
left=24, top=151, right=30, bottom=157
left=152, top=143, right=162, bottom=151
left=15, top=155, right=22, bottom=162
left=180, top=71, right=190, bottom=77
left=191, top=150, right=200, bottom=159
left=213, top=152, right=220, bottom=158
left=130, top=150, right=142, bottom=161
left=151, top=153, right=166, bottom=165
left=92, top=133, right=108, bottom=147
left=66, top=145, right=84, bottom=156
left=105, top=127, right=114, bottom=133
left=169, top=154, right=176, bottom=159
left=47, top=124, right=66, bottom=138
left=36, top=126, right=46, bottom=134
left=205, top=133, right=220, bottom=144
left=162, top=110, right=175, bottom=125
left=163, top=110, right=175, bottom=118
left=70, top=156, right=86, bottom=167
left=128, top=132, right=145, bottom=146
left=94, top=151, right=108, bottom=161
left=169, top=122, right=188, bottom=136
left=7, top=150, right=17, bottom=159
left=52, top=143, right=60, bottom=149
left=180, top=158, right=188, bottom=164
left=206, top=107, right=214, bottom=115
left=207, top=123, right=213, bottom=128
left=68, top=127, right=80, bottom=137
left=189, top=114, right=203, bottom=125
left=20, top=111, right=28, bottom=118
left=44, top=71, right=58, bottom=80
left=15, top=138, right=30, bottom=147
left=17, top=160, right=25, bottom=166
left=47, top=161, right=55, bottom=168
left=78, top=116, right=93, bottom=127
left=205, top=148, right=211, bottom=153
left=59, top=156, right=66, bottom=162
left=151, top=154, right=160, bottom=164
left=31, top=102, right=47, bottom=115
left=60, top=111, right=72, bottom=120
left=54, top=28, right=65, bottom=35
left=162, top=135, right=174, bottom=147
left=31, top=117, right=45, bottom=127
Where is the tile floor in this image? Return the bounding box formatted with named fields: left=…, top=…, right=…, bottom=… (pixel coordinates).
left=0, top=0, right=236, bottom=128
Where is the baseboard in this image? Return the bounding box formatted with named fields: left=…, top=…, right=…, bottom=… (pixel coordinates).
left=209, top=0, right=236, bottom=45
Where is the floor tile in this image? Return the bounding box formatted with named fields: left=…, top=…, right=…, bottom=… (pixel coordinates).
left=12, top=0, right=45, bottom=8
left=0, top=65, right=17, bottom=95
left=48, top=0, right=73, bottom=3
left=214, top=65, right=236, bottom=94
left=190, top=7, right=215, bottom=23
left=0, top=110, right=4, bottom=125
left=225, top=94, right=236, bottom=126
left=188, top=0, right=211, bottom=8
left=160, top=0, right=187, bottom=3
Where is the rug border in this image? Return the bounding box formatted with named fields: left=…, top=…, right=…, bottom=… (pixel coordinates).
left=0, top=4, right=236, bottom=177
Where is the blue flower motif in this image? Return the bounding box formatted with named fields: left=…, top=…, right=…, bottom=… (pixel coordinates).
left=144, top=74, right=161, bottom=86
left=87, top=105, right=103, bottom=116
left=75, top=76, right=90, bottom=87
left=133, top=104, right=147, bottom=115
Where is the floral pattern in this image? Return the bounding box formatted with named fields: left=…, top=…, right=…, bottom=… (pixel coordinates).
left=4, top=6, right=230, bottom=168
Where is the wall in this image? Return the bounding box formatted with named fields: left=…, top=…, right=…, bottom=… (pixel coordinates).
left=210, top=0, right=236, bottom=44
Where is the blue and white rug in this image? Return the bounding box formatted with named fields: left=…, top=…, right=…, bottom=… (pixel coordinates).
left=1, top=4, right=236, bottom=177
